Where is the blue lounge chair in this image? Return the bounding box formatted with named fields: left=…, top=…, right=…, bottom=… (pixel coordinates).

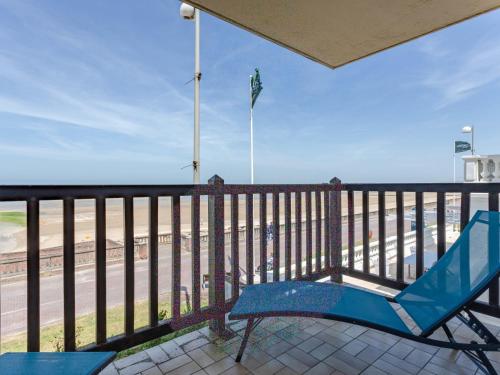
left=230, top=210, right=500, bottom=374
left=0, top=351, right=115, bottom=375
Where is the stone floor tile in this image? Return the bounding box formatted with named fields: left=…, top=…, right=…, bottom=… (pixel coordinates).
left=204, top=357, right=238, bottom=375
left=201, top=343, right=230, bottom=362
left=252, top=359, right=285, bottom=375
left=188, top=348, right=216, bottom=368
left=219, top=364, right=251, bottom=375
left=297, top=337, right=324, bottom=353
left=303, top=362, right=336, bottom=375
left=184, top=337, right=211, bottom=352
left=174, top=330, right=203, bottom=346
left=165, top=361, right=201, bottom=375
left=261, top=339, right=293, bottom=357
left=99, top=364, right=119, bottom=375
left=145, top=346, right=169, bottom=365
left=141, top=366, right=162, bottom=375
left=158, top=354, right=192, bottom=373
left=404, top=349, right=432, bottom=368
left=372, top=359, right=413, bottom=375
left=309, top=342, right=337, bottom=361
left=115, top=351, right=150, bottom=369
left=386, top=342, right=413, bottom=359
left=359, top=366, right=388, bottom=375
left=355, top=345, right=384, bottom=364
left=344, top=325, right=367, bottom=339
left=342, top=339, right=368, bottom=357
left=159, top=341, right=185, bottom=359
left=276, top=352, right=312, bottom=374
left=379, top=352, right=420, bottom=374
left=119, top=360, right=155, bottom=375
left=274, top=367, right=300, bottom=375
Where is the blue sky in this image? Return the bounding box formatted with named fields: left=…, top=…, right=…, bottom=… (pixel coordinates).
left=1, top=0, right=500, bottom=184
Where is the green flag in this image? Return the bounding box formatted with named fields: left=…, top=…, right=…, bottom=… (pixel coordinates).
left=251, top=68, right=263, bottom=108
left=455, top=140, right=471, bottom=153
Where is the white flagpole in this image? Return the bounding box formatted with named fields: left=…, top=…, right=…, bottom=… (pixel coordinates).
left=250, top=75, right=254, bottom=184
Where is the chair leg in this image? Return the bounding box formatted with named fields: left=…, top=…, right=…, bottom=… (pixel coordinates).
left=236, top=318, right=254, bottom=362
left=475, top=349, right=498, bottom=375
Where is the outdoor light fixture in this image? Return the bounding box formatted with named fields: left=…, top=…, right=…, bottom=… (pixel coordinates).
left=180, top=2, right=195, bottom=20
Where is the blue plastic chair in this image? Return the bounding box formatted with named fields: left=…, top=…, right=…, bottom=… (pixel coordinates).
left=230, top=211, right=500, bottom=374
left=0, top=351, right=115, bottom=375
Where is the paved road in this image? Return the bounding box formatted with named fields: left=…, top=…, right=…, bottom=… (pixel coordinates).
left=1, top=214, right=415, bottom=338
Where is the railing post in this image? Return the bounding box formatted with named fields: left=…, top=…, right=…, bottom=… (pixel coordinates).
left=208, top=175, right=227, bottom=335
left=329, top=177, right=342, bottom=283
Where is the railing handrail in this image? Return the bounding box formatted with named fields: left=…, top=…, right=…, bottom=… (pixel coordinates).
left=343, top=182, right=500, bottom=192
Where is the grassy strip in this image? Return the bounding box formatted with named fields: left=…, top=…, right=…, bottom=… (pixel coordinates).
left=0, top=211, right=26, bottom=226
left=1, top=298, right=208, bottom=355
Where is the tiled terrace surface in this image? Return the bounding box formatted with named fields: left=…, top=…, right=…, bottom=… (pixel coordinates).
left=99, top=286, right=500, bottom=375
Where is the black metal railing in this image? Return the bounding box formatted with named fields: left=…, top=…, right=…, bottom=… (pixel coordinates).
left=0, top=177, right=342, bottom=353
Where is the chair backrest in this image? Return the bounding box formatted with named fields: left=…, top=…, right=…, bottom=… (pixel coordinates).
left=395, top=210, right=500, bottom=336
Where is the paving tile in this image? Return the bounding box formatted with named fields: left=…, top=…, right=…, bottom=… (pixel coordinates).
left=219, top=364, right=251, bottom=375
left=309, top=342, right=337, bottom=361
left=145, top=346, right=169, bottom=364
left=356, top=345, right=385, bottom=364
left=261, top=339, right=293, bottom=357
left=188, top=348, right=216, bottom=368
left=118, top=360, right=155, bottom=375
left=252, top=359, right=285, bottom=375
left=324, top=350, right=369, bottom=375
left=386, top=342, right=413, bottom=359
left=165, top=361, right=201, bottom=375
left=159, top=341, right=185, bottom=358
left=342, top=339, right=368, bottom=357
left=372, top=359, right=413, bottom=375
left=174, top=330, right=203, bottom=346
left=316, top=331, right=352, bottom=348
left=158, top=354, right=192, bottom=373
left=359, top=366, right=388, bottom=375
left=141, top=366, right=162, bottom=375
left=404, top=349, right=432, bottom=368
left=115, top=351, right=150, bottom=369
left=344, top=325, right=367, bottom=339
left=379, top=353, right=420, bottom=374
left=183, top=337, right=210, bottom=352
left=274, top=367, right=300, bottom=375
left=427, top=356, right=478, bottom=375
left=297, top=337, right=324, bottom=353
left=204, top=357, right=237, bottom=375
left=303, top=322, right=329, bottom=335
left=276, top=352, right=313, bottom=374
left=303, top=362, right=336, bottom=375
left=191, top=371, right=209, bottom=375
left=99, top=364, right=119, bottom=375
left=200, top=343, right=229, bottom=362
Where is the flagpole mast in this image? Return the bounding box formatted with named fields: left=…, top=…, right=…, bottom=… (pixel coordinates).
left=250, top=75, right=254, bottom=184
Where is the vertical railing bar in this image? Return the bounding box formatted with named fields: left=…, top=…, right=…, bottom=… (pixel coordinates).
left=330, top=178, right=342, bottom=283
left=323, top=191, right=330, bottom=272
left=171, top=195, right=181, bottom=319
left=284, top=192, right=292, bottom=280
left=396, top=191, right=404, bottom=282
left=315, top=191, right=322, bottom=273
left=460, top=192, right=470, bottom=232
left=191, top=194, right=201, bottom=312
left=259, top=192, right=267, bottom=283
left=246, top=194, right=254, bottom=285
left=27, top=198, right=40, bottom=352
left=436, top=192, right=446, bottom=259
left=95, top=197, right=107, bottom=344
left=272, top=192, right=280, bottom=282
left=124, top=196, right=135, bottom=336
left=415, top=192, right=424, bottom=278
left=295, top=192, right=302, bottom=279
left=362, top=191, right=369, bottom=274
left=231, top=194, right=240, bottom=301
left=347, top=190, right=354, bottom=271
left=149, top=196, right=159, bottom=327
left=63, top=198, right=76, bottom=351
left=378, top=191, right=386, bottom=279
left=305, top=191, right=312, bottom=276
left=489, top=192, right=499, bottom=307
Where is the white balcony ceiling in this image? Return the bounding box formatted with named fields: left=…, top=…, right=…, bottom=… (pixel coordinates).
left=184, top=0, right=500, bottom=69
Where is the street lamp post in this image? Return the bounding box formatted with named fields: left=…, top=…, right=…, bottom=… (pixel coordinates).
left=180, top=3, right=201, bottom=184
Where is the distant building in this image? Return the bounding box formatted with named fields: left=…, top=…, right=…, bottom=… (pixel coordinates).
left=463, top=154, right=500, bottom=183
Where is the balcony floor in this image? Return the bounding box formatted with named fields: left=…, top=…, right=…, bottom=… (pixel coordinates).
left=99, top=281, right=500, bottom=375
